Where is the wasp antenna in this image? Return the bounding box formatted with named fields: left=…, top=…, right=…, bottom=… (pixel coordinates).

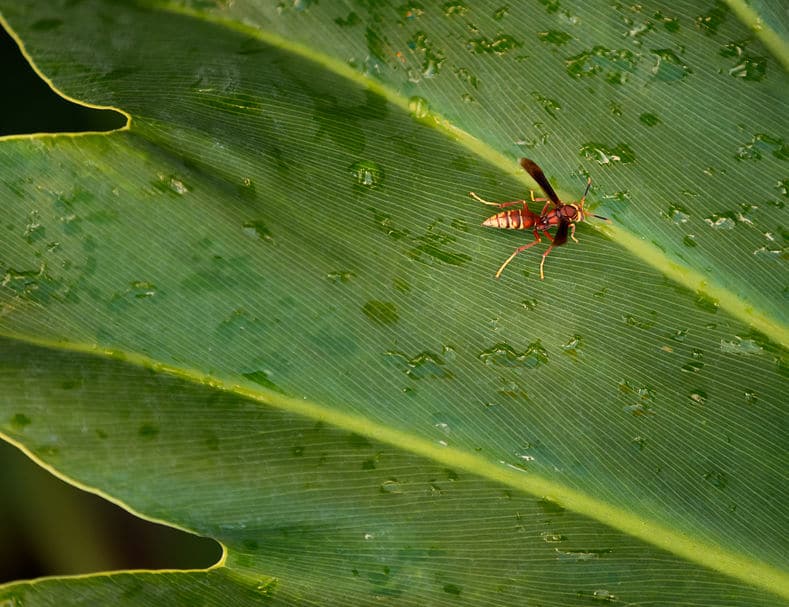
left=592, top=214, right=611, bottom=222
left=580, top=178, right=592, bottom=205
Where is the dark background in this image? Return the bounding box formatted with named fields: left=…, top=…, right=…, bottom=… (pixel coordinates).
left=0, top=23, right=221, bottom=583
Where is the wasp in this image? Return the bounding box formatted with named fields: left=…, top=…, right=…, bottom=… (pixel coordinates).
left=470, top=158, right=609, bottom=280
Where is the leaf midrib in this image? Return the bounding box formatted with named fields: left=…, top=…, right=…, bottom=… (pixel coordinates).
left=3, top=329, right=788, bottom=599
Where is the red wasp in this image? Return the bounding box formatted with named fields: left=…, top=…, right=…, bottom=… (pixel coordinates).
left=470, top=158, right=609, bottom=280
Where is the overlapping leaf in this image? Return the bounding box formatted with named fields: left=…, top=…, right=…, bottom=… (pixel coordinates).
left=0, top=1, right=786, bottom=605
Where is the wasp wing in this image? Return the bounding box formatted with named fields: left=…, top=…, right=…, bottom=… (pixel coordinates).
left=520, top=158, right=562, bottom=207
left=552, top=219, right=570, bottom=247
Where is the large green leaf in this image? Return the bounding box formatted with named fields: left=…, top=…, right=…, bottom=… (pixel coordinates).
left=1, top=0, right=787, bottom=605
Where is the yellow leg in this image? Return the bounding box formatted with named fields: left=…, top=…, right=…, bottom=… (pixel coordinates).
left=495, top=234, right=542, bottom=279
left=470, top=191, right=526, bottom=209
left=530, top=191, right=548, bottom=203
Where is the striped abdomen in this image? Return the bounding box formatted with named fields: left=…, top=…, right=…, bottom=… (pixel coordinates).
left=482, top=209, right=538, bottom=230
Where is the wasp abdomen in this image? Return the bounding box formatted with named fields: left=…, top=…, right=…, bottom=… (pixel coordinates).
left=482, top=209, right=536, bottom=230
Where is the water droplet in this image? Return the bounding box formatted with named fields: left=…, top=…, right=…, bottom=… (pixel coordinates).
left=694, top=291, right=719, bottom=313
left=467, top=34, right=522, bottom=55
left=443, top=584, right=462, bottom=596
left=591, top=589, right=617, bottom=602
left=497, top=379, right=528, bottom=399
left=540, top=531, right=567, bottom=543
left=735, top=133, right=789, bottom=161
left=666, top=204, right=690, bottom=223
left=363, top=300, right=399, bottom=325
left=650, top=48, right=692, bottom=81
left=695, top=3, right=728, bottom=35
left=703, top=469, right=728, bottom=488
left=108, top=281, right=158, bottom=310
left=537, top=29, right=572, bottom=45
left=753, top=245, right=783, bottom=257
left=350, top=161, right=384, bottom=188
left=681, top=359, right=704, bottom=373
left=10, top=413, right=31, bottom=429
left=776, top=178, right=789, bottom=198
left=380, top=479, right=403, bottom=494
left=386, top=350, right=453, bottom=379
left=407, top=31, right=446, bottom=77
left=23, top=210, right=45, bottom=243
left=632, top=435, right=647, bottom=450
left=744, top=390, right=758, bottom=405
left=537, top=0, right=560, bottom=13
left=372, top=211, right=409, bottom=240
left=169, top=176, right=189, bottom=195
left=441, top=344, right=457, bottom=362
left=579, top=142, right=636, bottom=164
left=433, top=422, right=453, bottom=439
left=255, top=579, right=278, bottom=595
left=521, top=298, right=538, bottom=311
left=479, top=341, right=548, bottom=368
left=334, top=12, right=360, bottom=27
left=720, top=336, right=763, bottom=355
left=442, top=2, right=468, bottom=16
left=623, top=16, right=654, bottom=42
left=400, top=1, right=424, bottom=20
left=683, top=234, right=697, bottom=247
left=728, top=55, right=767, bottom=81
left=408, top=95, right=430, bottom=119
left=670, top=328, right=688, bottom=342
left=688, top=390, right=707, bottom=405
left=565, top=46, right=638, bottom=83
left=557, top=549, right=610, bottom=562
left=242, top=370, right=285, bottom=394
left=407, top=222, right=472, bottom=266
left=704, top=214, right=735, bottom=230
left=493, top=6, right=509, bottom=19
left=363, top=532, right=374, bottom=540
left=453, top=66, right=480, bottom=88
left=621, top=313, right=656, bottom=329
left=660, top=15, right=680, bottom=33
left=619, top=380, right=655, bottom=415
left=639, top=112, right=660, bottom=126
left=242, top=220, right=273, bottom=242
left=562, top=334, right=583, bottom=358
left=531, top=92, right=561, bottom=117
left=326, top=270, right=355, bottom=283
left=292, top=0, right=313, bottom=12
left=130, top=281, right=157, bottom=298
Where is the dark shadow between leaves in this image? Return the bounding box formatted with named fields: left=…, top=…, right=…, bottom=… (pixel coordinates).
left=0, top=439, right=222, bottom=584
left=0, top=23, right=126, bottom=137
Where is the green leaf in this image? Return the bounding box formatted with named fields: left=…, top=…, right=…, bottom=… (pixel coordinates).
left=1, top=1, right=787, bottom=605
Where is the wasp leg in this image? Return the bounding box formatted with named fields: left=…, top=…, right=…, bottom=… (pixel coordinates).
left=570, top=222, right=578, bottom=243
left=469, top=192, right=527, bottom=209
left=495, top=231, right=542, bottom=279
left=529, top=191, right=548, bottom=203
